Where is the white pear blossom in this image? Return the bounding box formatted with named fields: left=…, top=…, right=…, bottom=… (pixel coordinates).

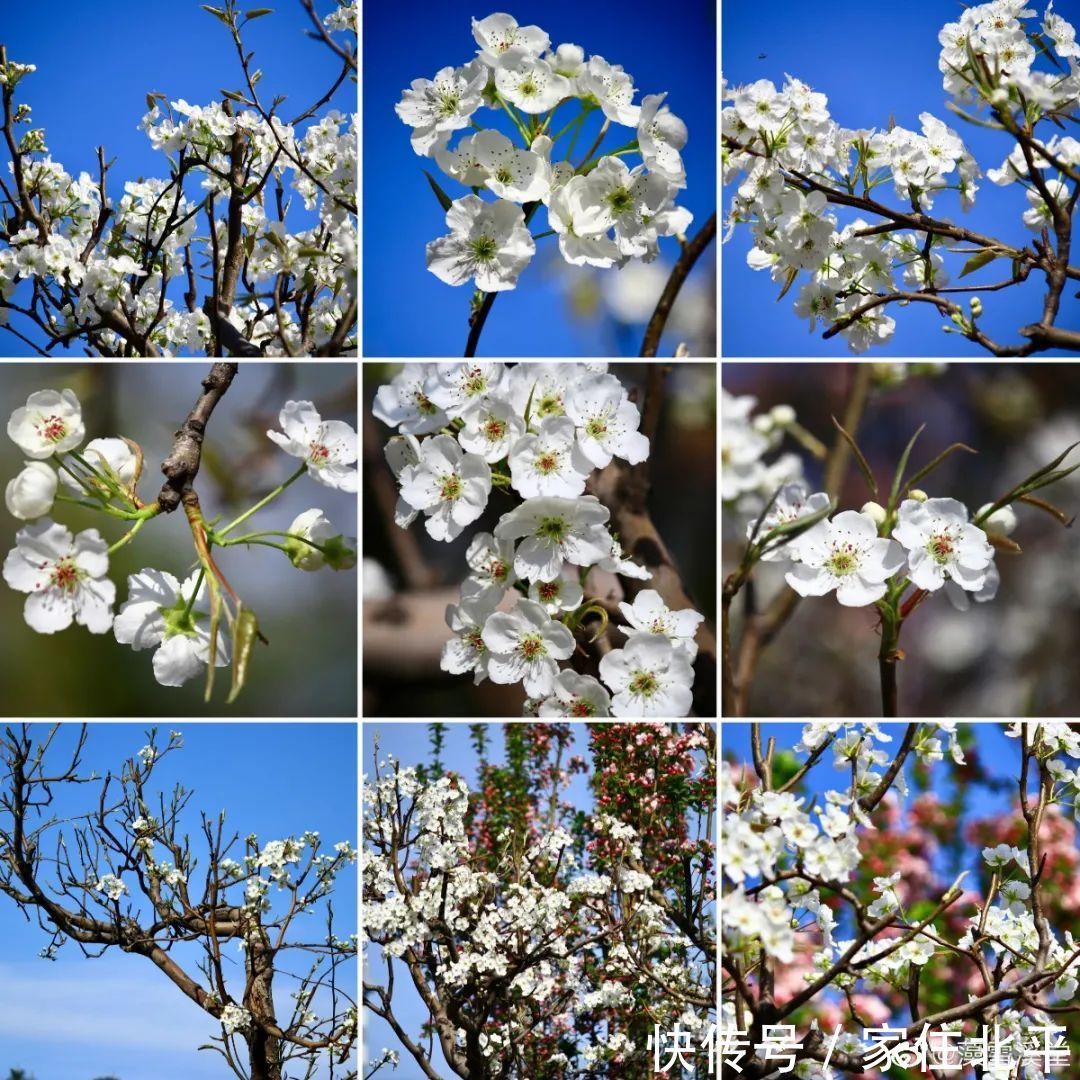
left=426, top=195, right=536, bottom=292
left=3, top=518, right=115, bottom=633
left=536, top=669, right=611, bottom=717
left=785, top=510, right=906, bottom=607
left=598, top=633, right=694, bottom=717
left=266, top=400, right=358, bottom=493
left=7, top=388, right=85, bottom=459
left=113, top=569, right=231, bottom=686
left=398, top=434, right=492, bottom=542
left=618, top=589, right=704, bottom=660
left=493, top=495, right=613, bottom=582
left=508, top=416, right=593, bottom=498
left=480, top=598, right=574, bottom=698
left=395, top=60, right=488, bottom=157
left=892, top=497, right=994, bottom=593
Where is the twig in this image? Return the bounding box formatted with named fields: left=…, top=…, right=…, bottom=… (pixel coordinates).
left=640, top=213, right=716, bottom=357
left=157, top=363, right=239, bottom=513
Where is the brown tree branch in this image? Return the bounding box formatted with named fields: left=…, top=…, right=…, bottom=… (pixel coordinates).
left=157, top=362, right=239, bottom=512
left=640, top=212, right=716, bottom=357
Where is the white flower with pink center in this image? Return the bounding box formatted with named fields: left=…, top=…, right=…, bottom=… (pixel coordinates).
left=7, top=388, right=85, bottom=459
left=785, top=510, right=905, bottom=607
left=2, top=518, right=115, bottom=634
left=508, top=415, right=592, bottom=499
left=618, top=589, right=705, bottom=660
left=481, top=598, right=574, bottom=698
left=892, top=497, right=994, bottom=593
left=267, top=400, right=358, bottom=493
left=398, top=434, right=492, bottom=542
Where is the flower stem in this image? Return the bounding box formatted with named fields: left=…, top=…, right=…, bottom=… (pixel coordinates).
left=494, top=92, right=531, bottom=145
left=464, top=202, right=543, bottom=357
left=576, top=140, right=639, bottom=176
left=575, top=118, right=610, bottom=172
left=107, top=516, right=147, bottom=556
left=215, top=463, right=307, bottom=538
left=878, top=607, right=900, bottom=718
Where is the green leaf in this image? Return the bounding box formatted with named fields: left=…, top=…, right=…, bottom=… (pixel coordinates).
left=226, top=606, right=260, bottom=704
left=423, top=169, right=454, bottom=212
left=201, top=5, right=233, bottom=26
left=297, top=246, right=331, bottom=257
left=959, top=248, right=1002, bottom=278
left=245, top=7, right=273, bottom=17
left=888, top=424, right=926, bottom=511
left=204, top=576, right=223, bottom=704
left=832, top=415, right=878, bottom=498
left=903, top=442, right=977, bottom=495
left=221, top=89, right=250, bottom=104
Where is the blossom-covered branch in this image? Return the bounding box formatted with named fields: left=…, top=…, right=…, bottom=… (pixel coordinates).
left=0, top=0, right=356, bottom=356
left=723, top=1, right=1080, bottom=356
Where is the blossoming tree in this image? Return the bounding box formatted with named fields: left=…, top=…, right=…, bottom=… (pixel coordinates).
left=394, top=11, right=715, bottom=357
left=0, top=0, right=356, bottom=357
left=363, top=721, right=716, bottom=1078
left=2, top=363, right=357, bottom=700
left=369, top=361, right=715, bottom=718
left=0, top=725, right=358, bottom=1080
left=723, top=721, right=1080, bottom=1079
left=723, top=0, right=1080, bottom=356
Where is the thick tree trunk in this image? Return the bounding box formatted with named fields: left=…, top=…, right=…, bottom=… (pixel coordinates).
left=246, top=918, right=283, bottom=1080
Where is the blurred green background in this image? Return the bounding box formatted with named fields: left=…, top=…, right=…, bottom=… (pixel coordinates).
left=722, top=362, right=1080, bottom=717
left=0, top=363, right=357, bottom=717
left=363, top=362, right=717, bottom=717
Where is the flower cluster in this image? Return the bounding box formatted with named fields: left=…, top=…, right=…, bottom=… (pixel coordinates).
left=723, top=723, right=1080, bottom=1070
left=720, top=388, right=804, bottom=509
left=765, top=483, right=1001, bottom=610
left=396, top=12, right=692, bottom=294
left=723, top=2, right=1080, bottom=353
left=374, top=363, right=705, bottom=717
left=2, top=388, right=357, bottom=689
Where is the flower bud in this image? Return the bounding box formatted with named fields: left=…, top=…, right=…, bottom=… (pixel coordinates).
left=908, top=489, right=929, bottom=502
left=976, top=503, right=1017, bottom=536
left=4, top=460, right=57, bottom=520
left=769, top=404, right=796, bottom=426
left=989, top=88, right=1009, bottom=107
left=860, top=501, right=887, bottom=525
left=60, top=437, right=138, bottom=494
left=285, top=509, right=357, bottom=571
left=751, top=414, right=774, bottom=435
left=970, top=297, right=983, bottom=318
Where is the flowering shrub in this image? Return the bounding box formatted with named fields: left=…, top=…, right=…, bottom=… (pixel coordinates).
left=721, top=368, right=1077, bottom=716
left=723, top=1, right=1080, bottom=357
left=0, top=725, right=357, bottom=1080
left=373, top=362, right=709, bottom=717
left=364, top=721, right=715, bottom=1078
left=2, top=367, right=356, bottom=699
left=0, top=1, right=356, bottom=356
left=723, top=721, right=1080, bottom=1079
left=394, top=12, right=710, bottom=356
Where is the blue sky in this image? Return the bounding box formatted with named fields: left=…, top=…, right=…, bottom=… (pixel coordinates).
left=362, top=0, right=717, bottom=357
left=0, top=0, right=355, bottom=357
left=0, top=722, right=357, bottom=1080
left=722, top=0, right=1080, bottom=357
